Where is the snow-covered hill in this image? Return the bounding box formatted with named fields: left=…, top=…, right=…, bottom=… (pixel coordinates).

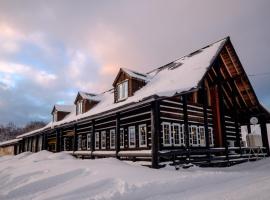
left=0, top=151, right=270, bottom=200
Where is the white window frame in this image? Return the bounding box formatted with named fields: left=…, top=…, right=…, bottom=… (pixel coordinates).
left=117, top=80, right=128, bottom=101
left=95, top=132, right=100, bottom=149
left=78, top=135, right=82, bottom=150
left=209, top=127, right=214, bottom=146
left=87, top=133, right=91, bottom=150
left=172, top=123, right=181, bottom=146
left=198, top=126, right=206, bottom=146
left=139, top=124, right=147, bottom=148
left=162, top=122, right=172, bottom=146
left=128, top=126, right=136, bottom=148
left=53, top=111, right=57, bottom=122
left=110, top=129, right=116, bottom=149
left=189, top=125, right=199, bottom=147
left=101, top=131, right=106, bottom=149
left=120, top=128, right=125, bottom=148
left=77, top=100, right=83, bottom=115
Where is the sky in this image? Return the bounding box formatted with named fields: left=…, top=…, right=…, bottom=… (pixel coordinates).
left=0, top=0, right=270, bottom=126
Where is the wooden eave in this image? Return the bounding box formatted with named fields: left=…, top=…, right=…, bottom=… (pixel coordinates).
left=199, top=37, right=262, bottom=114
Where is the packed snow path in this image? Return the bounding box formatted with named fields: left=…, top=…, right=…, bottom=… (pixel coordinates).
left=0, top=151, right=269, bottom=200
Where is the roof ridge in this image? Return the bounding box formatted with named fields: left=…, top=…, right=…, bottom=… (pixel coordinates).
left=146, top=36, right=229, bottom=74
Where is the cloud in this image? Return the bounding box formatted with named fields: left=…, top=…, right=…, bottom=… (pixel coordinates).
left=0, top=61, right=57, bottom=88
left=0, top=0, right=269, bottom=125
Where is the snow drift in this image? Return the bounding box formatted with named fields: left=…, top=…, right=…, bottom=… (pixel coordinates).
left=0, top=151, right=270, bottom=200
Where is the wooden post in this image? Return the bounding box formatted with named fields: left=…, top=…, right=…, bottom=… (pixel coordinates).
left=217, top=79, right=228, bottom=161
left=35, top=135, right=39, bottom=152
left=56, top=129, right=60, bottom=152
left=202, top=82, right=210, bottom=162
left=260, top=117, right=270, bottom=156
left=182, top=94, right=190, bottom=161
left=59, top=129, right=63, bottom=152
left=115, top=113, right=120, bottom=159
left=44, top=133, right=48, bottom=150
left=73, top=124, right=77, bottom=152
left=91, top=120, right=95, bottom=158
left=21, top=139, right=25, bottom=152
left=30, top=137, right=33, bottom=152
left=151, top=100, right=160, bottom=168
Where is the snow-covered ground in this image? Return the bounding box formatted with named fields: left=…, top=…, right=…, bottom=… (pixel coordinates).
left=0, top=151, right=269, bottom=200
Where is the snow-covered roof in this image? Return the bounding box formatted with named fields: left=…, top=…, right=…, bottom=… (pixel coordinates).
left=53, top=105, right=75, bottom=113
left=121, top=68, right=149, bottom=81
left=17, top=37, right=227, bottom=138
left=77, top=91, right=101, bottom=102
left=0, top=138, right=22, bottom=147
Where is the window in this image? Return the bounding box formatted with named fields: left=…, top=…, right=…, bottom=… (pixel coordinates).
left=117, top=80, right=128, bottom=101
left=209, top=127, right=214, bottom=146
left=101, top=131, right=106, bottom=149
left=172, top=123, right=185, bottom=146
left=87, top=133, right=91, bottom=150
left=53, top=111, right=57, bottom=122
left=78, top=135, right=82, bottom=150
left=110, top=129, right=116, bottom=149
left=76, top=100, right=83, bottom=115
left=95, top=132, right=100, bottom=149
left=198, top=126, right=206, bottom=146
left=128, top=126, right=136, bottom=148
left=120, top=128, right=125, bottom=148
left=139, top=124, right=147, bottom=147
left=189, top=125, right=198, bottom=146
left=162, top=122, right=171, bottom=146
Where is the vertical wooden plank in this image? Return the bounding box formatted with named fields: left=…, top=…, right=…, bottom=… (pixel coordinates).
left=44, top=133, right=48, bottom=150
left=217, top=78, right=229, bottom=161
left=151, top=100, right=160, bottom=168
left=73, top=124, right=77, bottom=152
left=91, top=120, right=95, bottom=158
left=182, top=94, right=190, bottom=161
left=115, top=113, right=120, bottom=159
left=233, top=95, right=241, bottom=150
left=30, top=137, right=33, bottom=152
left=59, top=129, right=63, bottom=152
left=56, top=129, right=60, bottom=152
left=35, top=135, right=39, bottom=152
left=202, top=81, right=210, bottom=162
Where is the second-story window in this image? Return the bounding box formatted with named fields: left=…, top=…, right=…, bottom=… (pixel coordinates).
left=53, top=111, right=57, bottom=122
left=117, top=80, right=128, bottom=101
left=76, top=100, right=83, bottom=114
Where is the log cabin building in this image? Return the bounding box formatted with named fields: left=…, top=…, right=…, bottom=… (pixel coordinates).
left=2, top=37, right=270, bottom=168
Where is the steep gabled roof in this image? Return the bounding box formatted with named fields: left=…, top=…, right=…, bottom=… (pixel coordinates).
left=74, top=91, right=101, bottom=104
left=51, top=105, right=75, bottom=114
left=18, top=37, right=233, bottom=138
left=113, top=68, right=149, bottom=86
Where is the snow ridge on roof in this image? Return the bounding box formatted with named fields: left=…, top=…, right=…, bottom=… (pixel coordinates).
left=0, top=138, right=22, bottom=146
left=54, top=105, right=75, bottom=113
left=78, top=91, right=101, bottom=102
left=121, top=68, right=149, bottom=81
left=17, top=37, right=228, bottom=138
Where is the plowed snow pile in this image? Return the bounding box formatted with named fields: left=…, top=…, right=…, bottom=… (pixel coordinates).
left=0, top=151, right=270, bottom=200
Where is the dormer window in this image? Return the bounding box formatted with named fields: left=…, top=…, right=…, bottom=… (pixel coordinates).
left=117, top=80, right=128, bottom=101
left=76, top=100, right=83, bottom=115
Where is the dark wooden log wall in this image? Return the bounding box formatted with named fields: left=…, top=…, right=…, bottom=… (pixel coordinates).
left=159, top=96, right=214, bottom=151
